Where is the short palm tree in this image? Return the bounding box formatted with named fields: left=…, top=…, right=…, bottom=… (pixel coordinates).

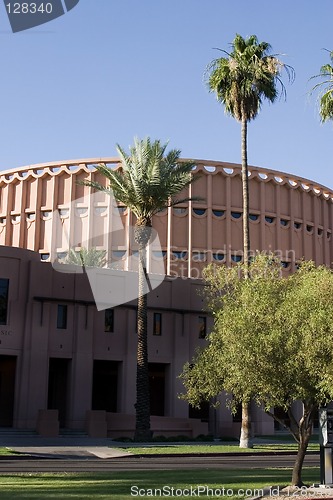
left=206, top=33, right=293, bottom=448
left=83, top=137, right=196, bottom=441
left=65, top=247, right=107, bottom=268
left=310, top=50, right=333, bottom=122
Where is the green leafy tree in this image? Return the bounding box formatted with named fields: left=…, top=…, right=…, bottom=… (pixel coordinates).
left=311, top=50, right=333, bottom=122
left=180, top=255, right=333, bottom=486
left=83, top=137, right=196, bottom=441
left=206, top=33, right=294, bottom=447
left=65, top=247, right=106, bottom=268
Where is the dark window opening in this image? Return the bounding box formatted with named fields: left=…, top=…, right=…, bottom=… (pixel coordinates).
left=198, top=316, right=207, bottom=339
left=0, top=279, right=9, bottom=325
left=189, top=401, right=209, bottom=421
left=153, top=313, right=162, bottom=336
left=249, top=214, right=259, bottom=221
left=104, top=309, right=114, bottom=332
left=265, top=216, right=275, bottom=224
left=232, top=402, right=242, bottom=422
left=294, top=222, right=302, bottom=230
left=274, top=406, right=290, bottom=430
left=231, top=211, right=242, bottom=219
left=280, top=219, right=289, bottom=227
left=212, top=210, right=225, bottom=217
left=193, top=208, right=206, bottom=216
left=57, top=305, right=67, bottom=329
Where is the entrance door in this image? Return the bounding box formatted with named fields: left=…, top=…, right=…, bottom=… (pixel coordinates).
left=0, top=355, right=16, bottom=427
left=47, top=358, right=71, bottom=428
left=149, top=363, right=167, bottom=416
left=92, top=360, right=119, bottom=412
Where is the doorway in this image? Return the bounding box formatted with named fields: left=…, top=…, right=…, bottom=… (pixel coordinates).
left=0, top=355, right=16, bottom=427
left=149, top=363, right=167, bottom=416
left=92, top=360, right=119, bottom=412
left=47, top=358, right=71, bottom=428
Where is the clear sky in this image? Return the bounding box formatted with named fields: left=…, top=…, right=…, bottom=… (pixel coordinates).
left=0, top=0, right=332, bottom=188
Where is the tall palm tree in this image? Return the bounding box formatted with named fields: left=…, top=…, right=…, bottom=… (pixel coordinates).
left=83, top=137, right=196, bottom=441
left=206, top=33, right=293, bottom=448
left=311, top=50, right=333, bottom=122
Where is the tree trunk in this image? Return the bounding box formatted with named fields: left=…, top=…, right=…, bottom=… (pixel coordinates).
left=291, top=404, right=315, bottom=486
left=241, top=113, right=250, bottom=275
left=134, top=226, right=151, bottom=442
left=291, top=432, right=311, bottom=486
left=239, top=400, right=253, bottom=448
left=239, top=111, right=252, bottom=448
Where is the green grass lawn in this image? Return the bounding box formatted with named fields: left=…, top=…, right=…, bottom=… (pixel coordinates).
left=0, top=448, right=21, bottom=456
left=0, top=468, right=320, bottom=500
left=117, top=443, right=319, bottom=455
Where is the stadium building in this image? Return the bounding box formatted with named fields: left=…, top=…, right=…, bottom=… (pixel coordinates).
left=0, top=158, right=332, bottom=437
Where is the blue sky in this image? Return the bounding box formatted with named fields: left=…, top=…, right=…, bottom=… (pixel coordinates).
left=0, top=0, right=332, bottom=188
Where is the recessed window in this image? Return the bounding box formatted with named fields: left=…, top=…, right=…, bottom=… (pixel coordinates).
left=116, top=206, right=127, bottom=214
left=306, top=225, right=313, bottom=233
left=40, top=253, right=50, bottom=261
left=41, top=211, right=51, bottom=219
left=104, top=309, right=114, bottom=332
left=57, top=252, right=68, bottom=261
left=280, top=219, right=289, bottom=227
left=318, top=228, right=323, bottom=236
left=212, top=210, right=225, bottom=217
left=26, top=212, right=36, bottom=221
left=95, top=206, right=108, bottom=216
left=193, top=208, right=206, bottom=216
left=153, top=313, right=162, bottom=336
left=265, top=216, right=275, bottom=224
left=0, top=218, right=5, bottom=224
left=112, top=250, right=126, bottom=260
left=172, top=251, right=187, bottom=260
left=231, top=255, right=242, bottom=263
left=0, top=278, right=9, bottom=325
left=76, top=207, right=88, bottom=216
left=231, top=211, right=242, bottom=219
left=57, top=305, right=67, bottom=329
left=294, top=222, right=302, bottom=230
left=249, top=214, right=259, bottom=221
left=58, top=208, right=69, bottom=218
left=198, top=316, right=207, bottom=339
left=213, top=253, right=225, bottom=262
left=327, top=231, right=331, bottom=240
left=281, top=261, right=290, bottom=269
left=192, top=252, right=206, bottom=262
left=173, top=207, right=187, bottom=215
left=152, top=251, right=167, bottom=259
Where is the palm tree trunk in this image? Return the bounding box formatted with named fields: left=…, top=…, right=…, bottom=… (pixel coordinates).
left=241, top=113, right=250, bottom=275
left=134, top=227, right=151, bottom=442
left=240, top=111, right=252, bottom=448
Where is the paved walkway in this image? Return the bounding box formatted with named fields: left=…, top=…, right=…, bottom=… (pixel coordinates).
left=0, top=435, right=131, bottom=459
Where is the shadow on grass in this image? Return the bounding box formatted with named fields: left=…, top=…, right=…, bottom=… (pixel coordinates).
left=0, top=468, right=320, bottom=499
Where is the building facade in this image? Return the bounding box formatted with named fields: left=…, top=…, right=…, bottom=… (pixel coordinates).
left=0, top=158, right=332, bottom=437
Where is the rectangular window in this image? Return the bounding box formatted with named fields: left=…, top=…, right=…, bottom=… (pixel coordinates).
left=104, top=308, right=114, bottom=332
left=57, top=304, right=67, bottom=329
left=0, top=278, right=9, bottom=325
left=153, top=312, right=162, bottom=336
left=198, top=316, right=207, bottom=339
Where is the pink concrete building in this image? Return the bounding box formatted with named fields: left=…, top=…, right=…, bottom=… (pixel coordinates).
left=0, top=158, right=332, bottom=437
